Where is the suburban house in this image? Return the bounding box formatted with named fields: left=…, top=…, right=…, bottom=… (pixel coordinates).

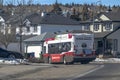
left=0, top=9, right=32, bottom=52
left=104, top=27, right=120, bottom=56
left=90, top=11, right=120, bottom=55
left=0, top=11, right=18, bottom=51
left=0, top=12, right=11, bottom=34
left=16, top=12, right=82, bottom=35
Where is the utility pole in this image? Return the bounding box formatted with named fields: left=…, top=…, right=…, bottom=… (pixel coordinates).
left=18, top=0, right=26, bottom=54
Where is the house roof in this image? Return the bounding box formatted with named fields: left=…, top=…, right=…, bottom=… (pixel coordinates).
left=24, top=32, right=56, bottom=42
left=104, top=27, right=120, bottom=38
left=94, top=32, right=111, bottom=38
left=25, top=13, right=41, bottom=25
left=25, top=12, right=80, bottom=25
left=0, top=12, right=10, bottom=21
left=100, top=11, right=120, bottom=21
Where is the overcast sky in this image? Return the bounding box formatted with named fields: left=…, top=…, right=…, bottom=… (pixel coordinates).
left=4, top=0, right=120, bottom=6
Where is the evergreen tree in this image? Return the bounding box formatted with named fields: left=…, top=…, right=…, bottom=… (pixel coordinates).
left=51, top=0, right=62, bottom=15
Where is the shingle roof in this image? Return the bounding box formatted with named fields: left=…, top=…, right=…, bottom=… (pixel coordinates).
left=0, top=12, right=10, bottom=21
left=25, top=13, right=41, bottom=25
left=24, top=32, right=56, bottom=42
left=94, top=32, right=111, bottom=38
left=101, top=11, right=120, bottom=21
left=25, top=13, right=80, bottom=25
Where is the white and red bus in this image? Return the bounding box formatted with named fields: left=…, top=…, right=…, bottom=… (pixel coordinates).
left=42, top=32, right=96, bottom=64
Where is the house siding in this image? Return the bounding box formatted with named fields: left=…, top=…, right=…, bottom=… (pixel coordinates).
left=41, top=24, right=82, bottom=33
left=27, top=45, right=42, bottom=58
left=107, top=29, right=120, bottom=53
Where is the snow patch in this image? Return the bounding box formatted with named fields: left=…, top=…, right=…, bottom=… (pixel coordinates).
left=94, top=58, right=108, bottom=62
left=94, top=58, right=120, bottom=63
left=0, top=58, right=28, bottom=65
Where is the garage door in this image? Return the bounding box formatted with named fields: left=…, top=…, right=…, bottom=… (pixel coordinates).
left=27, top=46, right=42, bottom=58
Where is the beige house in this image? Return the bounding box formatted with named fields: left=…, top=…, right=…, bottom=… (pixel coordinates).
left=90, top=11, right=120, bottom=55
left=105, top=27, right=120, bottom=56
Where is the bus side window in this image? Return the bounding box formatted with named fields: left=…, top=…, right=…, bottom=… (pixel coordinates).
left=66, top=42, right=71, bottom=51
left=62, top=42, right=71, bottom=52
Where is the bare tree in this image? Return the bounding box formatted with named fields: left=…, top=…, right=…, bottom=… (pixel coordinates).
left=0, top=23, right=15, bottom=49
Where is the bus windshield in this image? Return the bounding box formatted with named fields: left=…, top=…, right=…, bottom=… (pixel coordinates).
left=48, top=42, right=71, bottom=54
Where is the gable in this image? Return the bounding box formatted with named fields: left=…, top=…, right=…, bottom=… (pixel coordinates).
left=100, top=14, right=110, bottom=21
left=23, top=19, right=31, bottom=26
left=0, top=16, right=5, bottom=22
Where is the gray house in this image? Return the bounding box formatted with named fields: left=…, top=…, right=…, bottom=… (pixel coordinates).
left=92, top=11, right=120, bottom=55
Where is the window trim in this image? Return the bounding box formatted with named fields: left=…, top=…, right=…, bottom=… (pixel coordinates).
left=94, top=24, right=99, bottom=31
left=104, top=23, right=112, bottom=31
left=33, top=26, right=38, bottom=32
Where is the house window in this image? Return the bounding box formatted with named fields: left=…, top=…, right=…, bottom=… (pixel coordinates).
left=94, top=24, right=99, bottom=31
left=104, top=23, right=112, bottom=30
left=26, top=27, right=30, bottom=32
left=33, top=26, right=37, bottom=32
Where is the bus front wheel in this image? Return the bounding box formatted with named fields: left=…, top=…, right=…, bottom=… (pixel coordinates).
left=63, top=57, right=74, bottom=65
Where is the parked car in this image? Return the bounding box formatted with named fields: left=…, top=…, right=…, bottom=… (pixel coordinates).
left=0, top=48, right=24, bottom=59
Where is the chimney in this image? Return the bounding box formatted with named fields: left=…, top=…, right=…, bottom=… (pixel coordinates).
left=41, top=12, right=46, bottom=17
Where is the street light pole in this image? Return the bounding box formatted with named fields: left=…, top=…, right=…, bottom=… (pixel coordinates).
left=93, top=0, right=101, bottom=32
left=19, top=24, right=23, bottom=54
left=92, top=0, right=101, bottom=52
left=18, top=1, right=26, bottom=54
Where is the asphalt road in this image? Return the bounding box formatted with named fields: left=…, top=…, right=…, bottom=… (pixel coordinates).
left=12, top=63, right=99, bottom=80
left=1, top=63, right=120, bottom=80
left=74, top=63, right=120, bottom=80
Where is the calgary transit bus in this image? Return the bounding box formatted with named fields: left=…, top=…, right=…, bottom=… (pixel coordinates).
left=43, top=32, right=96, bottom=64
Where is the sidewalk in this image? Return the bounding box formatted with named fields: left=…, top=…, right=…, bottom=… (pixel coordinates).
left=0, top=64, right=52, bottom=80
